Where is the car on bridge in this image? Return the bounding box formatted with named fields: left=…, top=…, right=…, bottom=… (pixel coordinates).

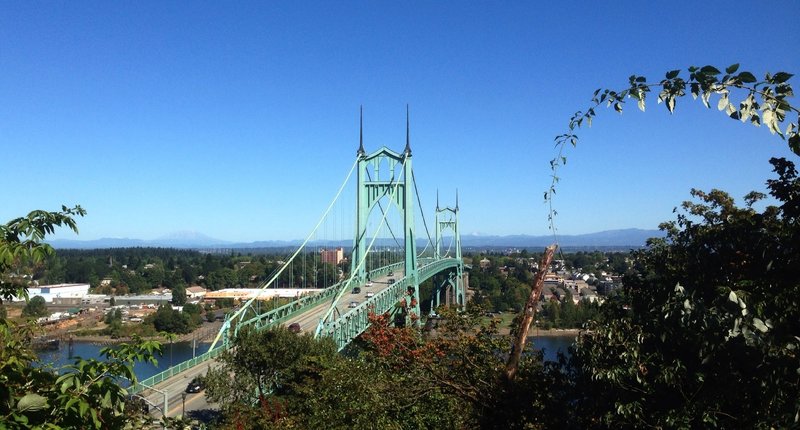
left=186, top=377, right=204, bottom=394
left=352, top=287, right=361, bottom=294
left=366, top=281, right=374, bottom=287
left=288, top=322, right=301, bottom=333
left=366, top=292, right=375, bottom=298
left=348, top=301, right=358, bottom=308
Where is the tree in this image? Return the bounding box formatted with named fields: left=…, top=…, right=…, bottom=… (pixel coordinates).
left=1, top=206, right=162, bottom=428
left=205, top=325, right=338, bottom=428
left=104, top=308, right=123, bottom=338
left=567, top=158, right=800, bottom=428
left=171, top=283, right=187, bottom=306
left=148, top=304, right=190, bottom=334
left=21, top=295, right=48, bottom=318
left=182, top=302, right=203, bottom=327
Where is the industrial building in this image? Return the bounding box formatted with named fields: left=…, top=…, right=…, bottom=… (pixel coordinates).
left=13, top=283, right=90, bottom=304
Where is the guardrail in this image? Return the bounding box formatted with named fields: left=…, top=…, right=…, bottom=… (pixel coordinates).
left=129, top=287, right=338, bottom=394
left=128, top=262, right=413, bottom=392
left=321, top=258, right=463, bottom=350
left=129, top=343, right=225, bottom=395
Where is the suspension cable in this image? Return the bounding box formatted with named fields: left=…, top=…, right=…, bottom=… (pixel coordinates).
left=316, top=155, right=409, bottom=333
left=411, top=169, right=435, bottom=257
left=209, top=156, right=360, bottom=350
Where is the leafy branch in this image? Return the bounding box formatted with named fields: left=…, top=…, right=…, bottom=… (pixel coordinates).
left=546, top=65, right=798, bottom=233
left=0, top=205, right=86, bottom=303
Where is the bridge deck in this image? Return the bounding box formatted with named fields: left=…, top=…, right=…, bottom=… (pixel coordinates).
left=137, top=269, right=406, bottom=417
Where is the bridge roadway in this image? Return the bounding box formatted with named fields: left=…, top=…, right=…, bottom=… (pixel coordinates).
left=140, top=270, right=404, bottom=418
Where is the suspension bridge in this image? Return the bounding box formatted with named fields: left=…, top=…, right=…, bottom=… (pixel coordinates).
left=129, top=112, right=466, bottom=416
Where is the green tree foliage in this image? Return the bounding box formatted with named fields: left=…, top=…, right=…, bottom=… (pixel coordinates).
left=205, top=325, right=338, bottom=428
left=1, top=206, right=162, bottom=428
left=147, top=304, right=191, bottom=334
left=182, top=302, right=204, bottom=327
left=567, top=158, right=800, bottom=428
left=21, top=295, right=48, bottom=318
left=171, top=283, right=187, bottom=306
left=0, top=206, right=86, bottom=303
left=207, top=308, right=569, bottom=430
left=104, top=308, right=123, bottom=338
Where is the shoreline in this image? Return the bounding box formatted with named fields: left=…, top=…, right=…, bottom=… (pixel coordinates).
left=527, top=328, right=580, bottom=337
left=59, top=320, right=223, bottom=345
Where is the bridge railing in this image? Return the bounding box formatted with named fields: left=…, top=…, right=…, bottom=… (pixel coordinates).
left=419, top=257, right=461, bottom=280
left=128, top=262, right=413, bottom=391
left=239, top=284, right=341, bottom=330
left=129, top=343, right=226, bottom=395
left=129, top=287, right=342, bottom=393
left=320, top=257, right=462, bottom=350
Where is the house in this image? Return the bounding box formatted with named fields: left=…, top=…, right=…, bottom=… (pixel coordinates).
left=186, top=286, right=207, bottom=300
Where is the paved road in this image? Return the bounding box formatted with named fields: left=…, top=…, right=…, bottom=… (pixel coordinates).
left=139, top=359, right=217, bottom=418
left=286, top=269, right=405, bottom=333
left=141, top=271, right=404, bottom=417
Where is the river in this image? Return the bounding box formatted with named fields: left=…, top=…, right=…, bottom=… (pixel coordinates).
left=37, top=339, right=212, bottom=381
left=37, top=335, right=575, bottom=381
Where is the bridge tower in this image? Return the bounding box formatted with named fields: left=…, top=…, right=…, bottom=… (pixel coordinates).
left=351, top=107, right=420, bottom=319
left=432, top=191, right=464, bottom=310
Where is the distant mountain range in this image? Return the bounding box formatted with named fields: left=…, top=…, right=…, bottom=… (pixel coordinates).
left=47, top=228, right=663, bottom=250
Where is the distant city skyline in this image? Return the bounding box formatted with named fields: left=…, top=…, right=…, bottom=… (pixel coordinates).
left=2, top=1, right=798, bottom=242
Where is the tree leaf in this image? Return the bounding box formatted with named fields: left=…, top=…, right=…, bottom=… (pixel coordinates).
left=773, top=72, right=793, bottom=83
left=738, top=71, right=757, bottom=83
left=728, top=291, right=738, bottom=303
left=717, top=94, right=729, bottom=111
left=666, top=70, right=680, bottom=79
left=753, top=318, right=769, bottom=333
left=725, top=63, right=740, bottom=74
left=789, top=134, right=800, bottom=156
left=17, top=393, right=49, bottom=412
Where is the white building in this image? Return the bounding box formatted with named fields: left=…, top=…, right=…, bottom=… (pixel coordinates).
left=186, top=286, right=207, bottom=300
left=14, top=283, right=90, bottom=303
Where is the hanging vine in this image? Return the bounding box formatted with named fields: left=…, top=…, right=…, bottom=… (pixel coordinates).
left=546, top=64, right=799, bottom=234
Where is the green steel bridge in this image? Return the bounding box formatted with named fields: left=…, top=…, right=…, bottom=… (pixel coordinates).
left=130, top=114, right=465, bottom=416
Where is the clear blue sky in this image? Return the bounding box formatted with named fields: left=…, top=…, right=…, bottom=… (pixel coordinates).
left=2, top=1, right=799, bottom=242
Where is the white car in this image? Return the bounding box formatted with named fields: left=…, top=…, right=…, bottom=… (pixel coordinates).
left=366, top=292, right=375, bottom=298
left=366, top=281, right=374, bottom=287
left=348, top=301, right=358, bottom=308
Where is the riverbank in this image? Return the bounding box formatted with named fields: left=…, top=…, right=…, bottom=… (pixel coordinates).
left=61, top=321, right=223, bottom=345
left=527, top=328, right=581, bottom=337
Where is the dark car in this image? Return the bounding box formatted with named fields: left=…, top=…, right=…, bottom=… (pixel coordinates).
left=186, top=378, right=204, bottom=393
left=288, top=322, right=302, bottom=333
left=352, top=287, right=361, bottom=294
